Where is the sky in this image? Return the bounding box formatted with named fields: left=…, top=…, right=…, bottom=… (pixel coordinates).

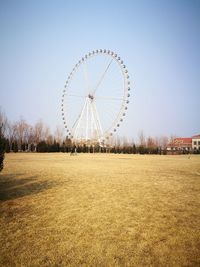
left=0, top=0, right=200, bottom=141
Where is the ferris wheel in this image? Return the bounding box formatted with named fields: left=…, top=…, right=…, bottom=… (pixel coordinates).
left=61, top=49, right=131, bottom=145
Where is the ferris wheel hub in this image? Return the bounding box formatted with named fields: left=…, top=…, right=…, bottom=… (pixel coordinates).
left=88, top=94, right=94, bottom=100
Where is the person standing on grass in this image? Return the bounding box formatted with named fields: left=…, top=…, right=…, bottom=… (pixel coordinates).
left=70, top=145, right=77, bottom=156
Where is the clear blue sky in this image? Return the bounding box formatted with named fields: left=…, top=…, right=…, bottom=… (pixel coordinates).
left=0, top=0, right=200, bottom=140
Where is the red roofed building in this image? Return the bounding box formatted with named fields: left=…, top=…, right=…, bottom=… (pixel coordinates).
left=167, top=134, right=200, bottom=153
left=167, top=137, right=192, bottom=153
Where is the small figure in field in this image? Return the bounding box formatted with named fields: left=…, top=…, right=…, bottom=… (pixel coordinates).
left=70, top=145, right=77, bottom=156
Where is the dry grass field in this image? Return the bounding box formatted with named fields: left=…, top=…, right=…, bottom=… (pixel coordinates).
left=0, top=153, right=200, bottom=267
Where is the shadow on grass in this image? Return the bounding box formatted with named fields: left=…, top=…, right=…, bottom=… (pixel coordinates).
left=0, top=173, right=57, bottom=201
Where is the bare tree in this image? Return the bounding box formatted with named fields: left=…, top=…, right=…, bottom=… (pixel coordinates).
left=33, top=120, right=45, bottom=144
left=54, top=125, right=64, bottom=145
left=138, top=130, right=146, bottom=147
left=46, top=134, right=54, bottom=145
left=0, top=108, right=8, bottom=136
left=31, top=120, right=52, bottom=150
left=122, top=136, right=129, bottom=147
left=25, top=126, right=35, bottom=151
left=12, top=118, right=30, bottom=151
left=115, top=136, right=121, bottom=148
left=43, top=126, right=51, bottom=143
left=170, top=134, right=177, bottom=143
left=6, top=122, right=15, bottom=151
left=147, top=136, right=156, bottom=149
left=154, top=136, right=160, bottom=147
left=159, top=136, right=169, bottom=149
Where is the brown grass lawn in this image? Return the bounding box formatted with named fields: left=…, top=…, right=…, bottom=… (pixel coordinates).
left=0, top=153, right=200, bottom=267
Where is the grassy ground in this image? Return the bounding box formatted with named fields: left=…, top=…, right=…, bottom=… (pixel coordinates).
left=0, top=153, right=200, bottom=267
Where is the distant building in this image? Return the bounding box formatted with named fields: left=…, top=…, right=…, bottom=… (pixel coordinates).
left=166, top=134, right=200, bottom=153
left=192, top=134, right=200, bottom=151
left=167, top=138, right=192, bottom=153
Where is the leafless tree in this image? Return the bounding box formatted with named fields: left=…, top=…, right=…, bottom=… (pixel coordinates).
left=170, top=134, right=177, bottom=143
left=147, top=136, right=156, bottom=149
left=159, top=136, right=169, bottom=149
left=54, top=125, right=64, bottom=145
left=0, top=108, right=8, bottom=135
left=138, top=130, right=146, bottom=147
left=47, top=134, right=54, bottom=145
left=33, top=120, right=45, bottom=144
left=115, top=136, right=121, bottom=148
left=122, top=136, right=129, bottom=147
left=12, top=118, right=30, bottom=151
left=6, top=122, right=15, bottom=151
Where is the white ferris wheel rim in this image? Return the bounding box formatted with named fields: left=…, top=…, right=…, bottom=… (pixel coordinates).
left=61, top=49, right=131, bottom=143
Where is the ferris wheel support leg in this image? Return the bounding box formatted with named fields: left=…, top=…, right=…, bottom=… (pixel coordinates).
left=86, top=98, right=89, bottom=140
left=73, top=97, right=87, bottom=140
left=90, top=102, right=97, bottom=140
left=91, top=101, right=103, bottom=142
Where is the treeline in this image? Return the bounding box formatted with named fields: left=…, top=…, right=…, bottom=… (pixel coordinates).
left=3, top=140, right=166, bottom=154
left=0, top=109, right=169, bottom=154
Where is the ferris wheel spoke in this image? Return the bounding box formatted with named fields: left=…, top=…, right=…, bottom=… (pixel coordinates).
left=82, top=63, right=90, bottom=94
left=68, top=94, right=86, bottom=98
left=95, top=96, right=124, bottom=101
left=92, top=59, right=113, bottom=95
